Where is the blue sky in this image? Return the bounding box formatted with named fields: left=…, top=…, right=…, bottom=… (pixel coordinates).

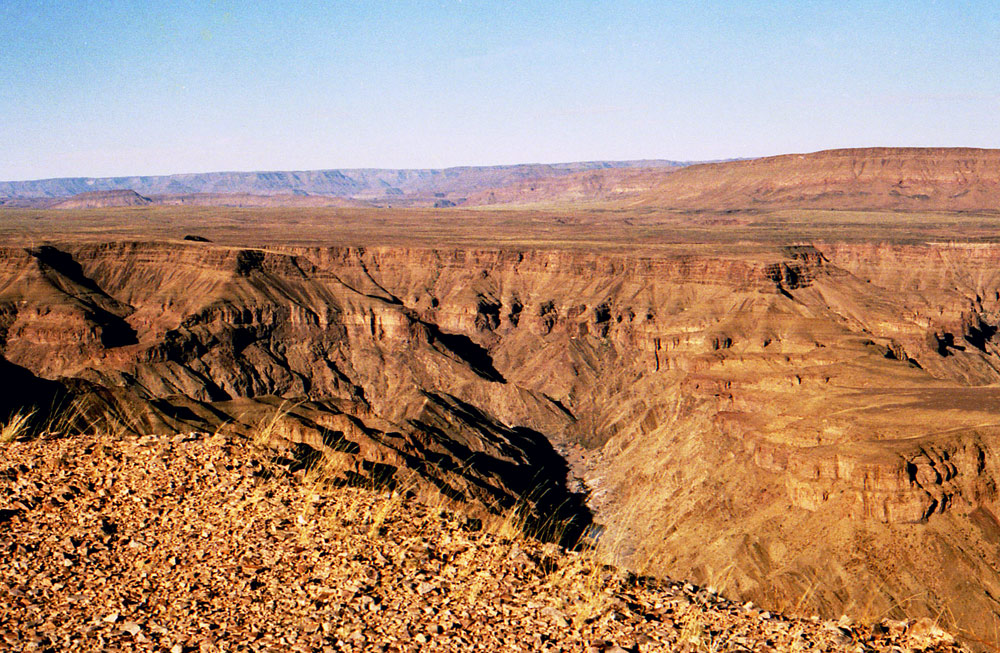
left=2, top=1, right=999, bottom=180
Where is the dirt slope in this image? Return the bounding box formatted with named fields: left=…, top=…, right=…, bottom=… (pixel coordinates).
left=638, top=147, right=1000, bottom=210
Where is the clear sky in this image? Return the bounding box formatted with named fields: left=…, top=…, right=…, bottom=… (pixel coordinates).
left=2, top=1, right=999, bottom=180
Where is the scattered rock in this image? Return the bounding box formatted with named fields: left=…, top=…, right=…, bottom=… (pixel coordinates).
left=0, top=429, right=969, bottom=652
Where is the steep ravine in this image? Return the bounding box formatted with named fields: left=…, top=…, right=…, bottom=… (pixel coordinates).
left=5, top=240, right=1000, bottom=646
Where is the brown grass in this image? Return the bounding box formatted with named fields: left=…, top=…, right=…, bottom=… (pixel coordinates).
left=0, top=410, right=35, bottom=443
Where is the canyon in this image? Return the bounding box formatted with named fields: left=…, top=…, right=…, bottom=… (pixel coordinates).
left=4, top=147, right=1000, bottom=648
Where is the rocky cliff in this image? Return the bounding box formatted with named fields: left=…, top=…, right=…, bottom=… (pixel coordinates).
left=5, top=236, right=1000, bottom=645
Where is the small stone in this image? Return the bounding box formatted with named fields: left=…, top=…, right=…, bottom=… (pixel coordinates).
left=881, top=618, right=908, bottom=636
left=906, top=617, right=954, bottom=645
left=542, top=606, right=569, bottom=628
left=103, top=612, right=119, bottom=623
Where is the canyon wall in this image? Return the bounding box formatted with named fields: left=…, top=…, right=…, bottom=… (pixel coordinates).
left=5, top=239, right=1000, bottom=643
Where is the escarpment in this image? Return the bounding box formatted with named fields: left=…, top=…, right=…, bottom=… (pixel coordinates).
left=469, top=147, right=1000, bottom=211
left=8, top=238, right=1000, bottom=645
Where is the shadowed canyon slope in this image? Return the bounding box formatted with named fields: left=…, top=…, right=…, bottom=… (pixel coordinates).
left=0, top=242, right=593, bottom=544
left=470, top=147, right=1000, bottom=211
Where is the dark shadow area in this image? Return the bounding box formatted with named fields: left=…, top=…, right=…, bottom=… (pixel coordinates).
left=275, top=441, right=323, bottom=473
left=29, top=245, right=111, bottom=298
left=93, top=309, right=140, bottom=348
left=148, top=399, right=202, bottom=423
left=0, top=358, right=159, bottom=438
left=28, top=245, right=139, bottom=348
left=0, top=357, right=71, bottom=428
left=318, top=427, right=362, bottom=454
left=234, top=249, right=266, bottom=276
left=409, top=391, right=594, bottom=547
left=544, top=394, right=576, bottom=419
left=274, top=440, right=400, bottom=491
left=423, top=322, right=506, bottom=383
left=930, top=331, right=964, bottom=356
left=475, top=295, right=502, bottom=330
left=965, top=318, right=998, bottom=352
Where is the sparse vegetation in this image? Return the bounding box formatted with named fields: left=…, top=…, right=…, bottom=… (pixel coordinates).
left=0, top=410, right=34, bottom=443
left=0, top=424, right=968, bottom=651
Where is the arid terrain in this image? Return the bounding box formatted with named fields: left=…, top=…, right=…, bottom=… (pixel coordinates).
left=0, top=427, right=962, bottom=652
left=4, top=147, right=1000, bottom=649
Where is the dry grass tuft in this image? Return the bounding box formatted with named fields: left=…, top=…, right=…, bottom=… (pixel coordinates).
left=0, top=410, right=35, bottom=443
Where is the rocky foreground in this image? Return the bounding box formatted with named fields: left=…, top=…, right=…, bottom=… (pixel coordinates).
left=0, top=428, right=967, bottom=652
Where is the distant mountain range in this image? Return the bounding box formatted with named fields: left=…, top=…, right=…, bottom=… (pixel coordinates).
left=7, top=148, right=998, bottom=212
left=0, top=160, right=687, bottom=205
